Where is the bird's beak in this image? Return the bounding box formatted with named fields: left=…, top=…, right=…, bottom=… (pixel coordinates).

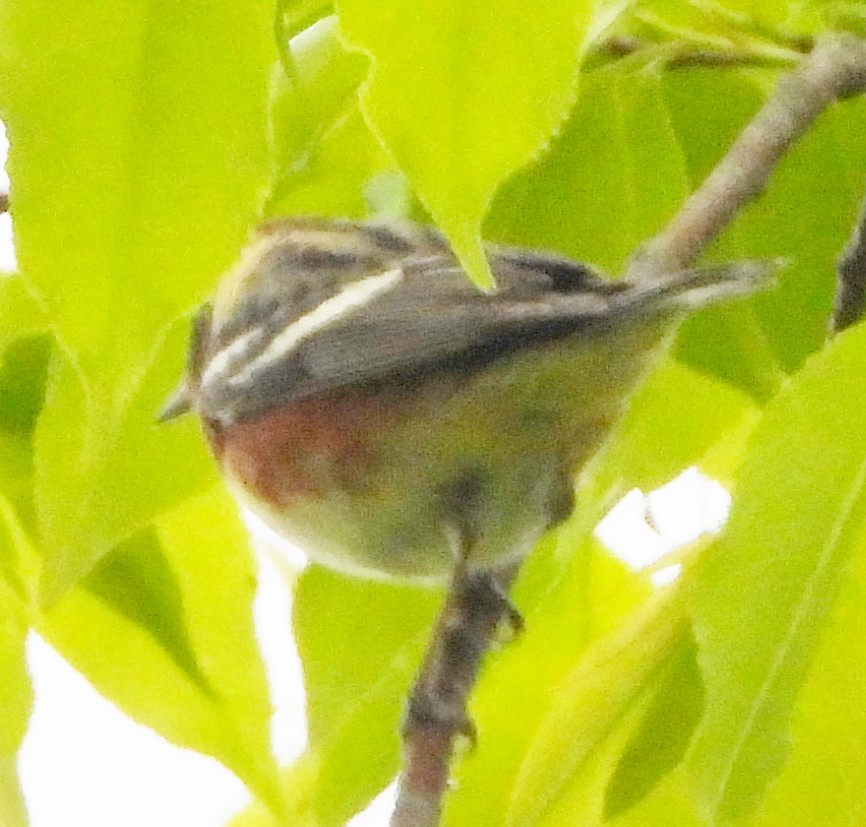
left=158, top=381, right=192, bottom=422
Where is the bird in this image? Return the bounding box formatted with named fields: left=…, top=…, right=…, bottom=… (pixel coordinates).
left=161, top=216, right=770, bottom=583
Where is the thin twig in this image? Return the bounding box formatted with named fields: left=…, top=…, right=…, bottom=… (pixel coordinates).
left=833, top=194, right=866, bottom=333
left=589, top=36, right=799, bottom=70
left=629, top=33, right=866, bottom=280
left=0, top=193, right=8, bottom=215
left=391, top=564, right=520, bottom=827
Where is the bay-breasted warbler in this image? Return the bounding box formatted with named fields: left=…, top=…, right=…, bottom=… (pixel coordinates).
left=162, top=218, right=768, bottom=580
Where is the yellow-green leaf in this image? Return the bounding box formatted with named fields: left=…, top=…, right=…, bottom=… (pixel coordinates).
left=506, top=586, right=689, bottom=827
left=686, top=324, right=866, bottom=821
left=39, top=489, right=284, bottom=818
left=337, top=0, right=595, bottom=286
left=0, top=0, right=276, bottom=596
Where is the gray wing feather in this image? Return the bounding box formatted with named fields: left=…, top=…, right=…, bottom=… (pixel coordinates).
left=199, top=244, right=770, bottom=423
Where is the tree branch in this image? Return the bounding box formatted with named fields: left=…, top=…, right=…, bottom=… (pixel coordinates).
left=390, top=564, right=520, bottom=827
left=629, top=33, right=866, bottom=280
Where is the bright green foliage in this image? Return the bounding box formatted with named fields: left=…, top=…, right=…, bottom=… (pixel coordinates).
left=292, top=570, right=439, bottom=824
left=0, top=535, right=30, bottom=758
left=758, top=530, right=866, bottom=825
left=0, top=539, right=30, bottom=827
left=338, top=0, right=595, bottom=287
left=39, top=489, right=286, bottom=815
left=506, top=587, right=692, bottom=827
left=602, top=629, right=705, bottom=820
left=0, top=0, right=277, bottom=598
left=487, top=65, right=692, bottom=271
left=686, top=325, right=866, bottom=822
left=266, top=17, right=375, bottom=218
left=0, top=1, right=866, bottom=826
left=0, top=0, right=285, bottom=812
left=0, top=757, right=28, bottom=827
left=442, top=543, right=652, bottom=827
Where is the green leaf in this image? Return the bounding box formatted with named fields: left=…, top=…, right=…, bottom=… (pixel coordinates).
left=487, top=58, right=690, bottom=272
left=0, top=581, right=30, bottom=759
left=0, top=513, right=32, bottom=827
left=83, top=529, right=210, bottom=691
left=0, top=755, right=28, bottom=827
left=292, top=566, right=439, bottom=824
left=231, top=568, right=441, bottom=826
left=0, top=1, right=275, bottom=364
left=667, top=74, right=866, bottom=388
left=39, top=489, right=284, bottom=818
left=0, top=339, right=50, bottom=544
left=603, top=632, right=704, bottom=820
left=267, top=105, right=399, bottom=219
left=0, top=276, right=45, bottom=351
left=0, top=553, right=31, bottom=770
left=585, top=356, right=756, bottom=504
left=757, top=540, right=866, bottom=826
left=686, top=324, right=866, bottom=822
left=0, top=0, right=276, bottom=597
left=676, top=304, right=786, bottom=404
left=0, top=336, right=50, bottom=438
left=0, top=283, right=48, bottom=603
left=228, top=751, right=325, bottom=827
left=277, top=0, right=335, bottom=41
left=445, top=357, right=753, bottom=825
left=606, top=767, right=704, bottom=827
left=337, top=0, right=595, bottom=286
left=505, top=585, right=690, bottom=827
left=632, top=0, right=795, bottom=43
left=0, top=277, right=49, bottom=534
left=653, top=68, right=787, bottom=401
left=266, top=16, right=371, bottom=215
left=35, top=325, right=217, bottom=600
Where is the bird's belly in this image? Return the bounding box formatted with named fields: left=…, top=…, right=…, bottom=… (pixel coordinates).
left=223, top=448, right=567, bottom=581
left=212, top=326, right=666, bottom=580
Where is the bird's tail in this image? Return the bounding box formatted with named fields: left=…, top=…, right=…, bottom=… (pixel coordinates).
left=628, top=259, right=781, bottom=313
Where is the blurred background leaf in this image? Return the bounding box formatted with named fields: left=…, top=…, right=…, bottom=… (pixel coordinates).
left=686, top=324, right=866, bottom=822
left=0, top=0, right=277, bottom=598
left=39, top=489, right=285, bottom=817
